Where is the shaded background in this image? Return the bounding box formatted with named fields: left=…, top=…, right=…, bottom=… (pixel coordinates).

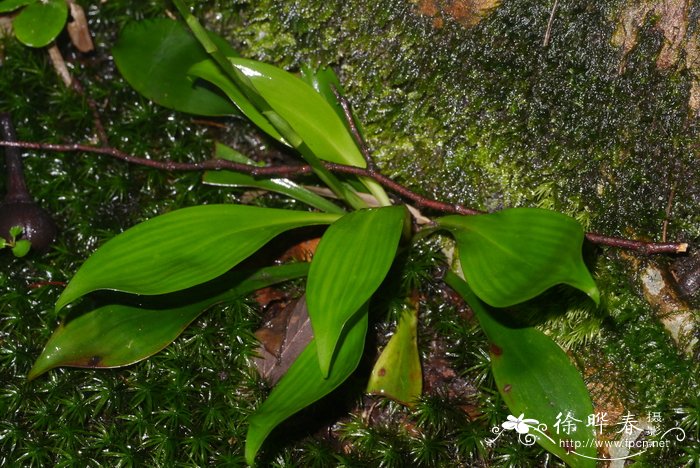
left=1, top=0, right=698, bottom=466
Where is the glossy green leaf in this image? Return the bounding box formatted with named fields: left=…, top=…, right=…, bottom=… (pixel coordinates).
left=299, top=64, right=391, bottom=207
left=29, top=263, right=309, bottom=381
left=203, top=143, right=345, bottom=214
left=56, top=205, right=340, bottom=311
left=307, top=205, right=406, bottom=376
left=173, top=1, right=363, bottom=210
left=191, top=57, right=367, bottom=168
left=438, top=208, right=599, bottom=308
left=113, top=19, right=240, bottom=116
left=366, top=301, right=422, bottom=406
left=12, top=0, right=67, bottom=47
left=300, top=64, right=348, bottom=126
left=188, top=60, right=286, bottom=143
left=9, top=225, right=22, bottom=239
left=190, top=58, right=389, bottom=208
left=0, top=0, right=35, bottom=14
left=246, top=309, right=368, bottom=465
left=445, top=271, right=596, bottom=467
left=11, top=239, right=31, bottom=257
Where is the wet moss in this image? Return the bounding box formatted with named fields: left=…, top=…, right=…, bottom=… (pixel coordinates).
left=225, top=1, right=700, bottom=462
left=231, top=0, right=700, bottom=241
left=1, top=0, right=699, bottom=465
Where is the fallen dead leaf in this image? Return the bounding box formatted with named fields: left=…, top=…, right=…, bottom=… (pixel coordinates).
left=253, top=295, right=314, bottom=385
left=279, top=237, right=320, bottom=263
left=67, top=0, right=95, bottom=53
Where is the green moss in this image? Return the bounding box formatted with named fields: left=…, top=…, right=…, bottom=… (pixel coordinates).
left=230, top=0, right=700, bottom=243
left=1, top=0, right=699, bottom=465
left=600, top=258, right=697, bottom=406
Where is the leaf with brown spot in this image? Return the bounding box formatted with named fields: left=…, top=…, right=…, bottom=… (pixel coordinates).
left=366, top=299, right=422, bottom=406
left=445, top=271, right=596, bottom=467
left=29, top=264, right=308, bottom=380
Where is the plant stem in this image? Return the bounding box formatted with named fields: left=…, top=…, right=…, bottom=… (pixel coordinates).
left=0, top=138, right=688, bottom=255
left=333, top=86, right=393, bottom=207
left=583, top=233, right=686, bottom=255
left=0, top=114, right=30, bottom=203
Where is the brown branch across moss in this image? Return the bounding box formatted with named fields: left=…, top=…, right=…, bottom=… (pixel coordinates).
left=0, top=139, right=688, bottom=255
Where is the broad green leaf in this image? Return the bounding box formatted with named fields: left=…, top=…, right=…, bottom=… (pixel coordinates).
left=56, top=205, right=340, bottom=311
left=188, top=60, right=286, bottom=142
left=307, top=205, right=406, bottom=376
left=11, top=239, right=31, bottom=257
left=366, top=300, right=422, bottom=406
left=203, top=143, right=345, bottom=214
left=299, top=64, right=348, bottom=126
left=246, top=309, right=368, bottom=465
left=113, top=19, right=240, bottom=116
left=445, top=271, right=596, bottom=467
left=191, top=57, right=367, bottom=168
left=13, top=0, right=67, bottom=47
left=29, top=263, right=309, bottom=381
left=438, top=208, right=599, bottom=308
left=0, top=0, right=34, bottom=14
left=299, top=64, right=391, bottom=207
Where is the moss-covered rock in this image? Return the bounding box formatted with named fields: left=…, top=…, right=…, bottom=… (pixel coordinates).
left=223, top=0, right=700, bottom=239
left=0, top=0, right=698, bottom=466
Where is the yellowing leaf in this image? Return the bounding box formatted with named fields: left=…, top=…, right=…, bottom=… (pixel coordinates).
left=367, top=300, right=422, bottom=406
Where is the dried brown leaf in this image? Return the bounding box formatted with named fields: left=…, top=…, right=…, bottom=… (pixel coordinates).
left=253, top=295, right=314, bottom=385
left=66, top=0, right=94, bottom=53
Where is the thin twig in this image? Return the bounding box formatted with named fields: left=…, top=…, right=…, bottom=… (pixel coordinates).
left=332, top=86, right=376, bottom=171
left=543, top=0, right=559, bottom=47
left=0, top=139, right=688, bottom=255
left=47, top=44, right=72, bottom=88
left=585, top=233, right=686, bottom=255
left=46, top=41, right=109, bottom=146
left=0, top=139, right=481, bottom=214
left=662, top=183, right=676, bottom=243
left=71, top=78, right=110, bottom=146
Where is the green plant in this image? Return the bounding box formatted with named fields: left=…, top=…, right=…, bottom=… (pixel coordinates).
left=0, top=225, right=31, bottom=257
left=0, top=0, right=68, bottom=48
left=18, top=4, right=686, bottom=467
